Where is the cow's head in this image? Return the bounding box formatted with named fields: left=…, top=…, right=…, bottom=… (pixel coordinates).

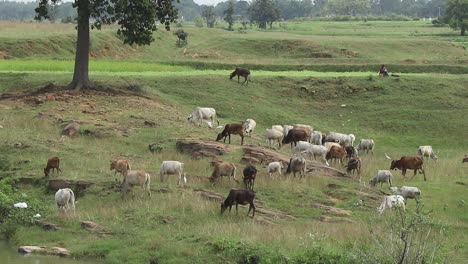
left=215, top=133, right=223, bottom=142
left=220, top=202, right=228, bottom=214
left=390, top=160, right=400, bottom=170
left=187, top=114, right=194, bottom=123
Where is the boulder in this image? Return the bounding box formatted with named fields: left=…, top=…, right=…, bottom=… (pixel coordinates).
left=18, top=246, right=70, bottom=257
left=62, top=122, right=80, bottom=137
left=176, top=139, right=231, bottom=159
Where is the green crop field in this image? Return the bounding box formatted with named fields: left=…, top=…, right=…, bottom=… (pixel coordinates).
left=0, top=20, right=467, bottom=264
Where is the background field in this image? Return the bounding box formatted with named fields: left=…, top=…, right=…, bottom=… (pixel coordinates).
left=0, top=20, right=467, bottom=263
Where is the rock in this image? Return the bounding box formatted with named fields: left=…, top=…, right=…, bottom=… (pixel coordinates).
left=176, top=139, right=231, bottom=159
left=319, top=216, right=355, bottom=223
left=144, top=120, right=157, bottom=127
left=81, top=220, right=112, bottom=236
left=314, top=203, right=352, bottom=216
left=16, top=177, right=35, bottom=185
left=306, top=164, right=347, bottom=178
left=62, top=122, right=80, bottom=137
left=242, top=146, right=290, bottom=165
left=47, top=179, right=95, bottom=197
left=36, top=221, right=60, bottom=231
left=148, top=143, right=163, bottom=153
left=18, top=246, right=70, bottom=257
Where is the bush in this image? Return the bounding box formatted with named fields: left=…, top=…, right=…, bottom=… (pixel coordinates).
left=194, top=16, right=204, bottom=28
left=0, top=178, right=48, bottom=239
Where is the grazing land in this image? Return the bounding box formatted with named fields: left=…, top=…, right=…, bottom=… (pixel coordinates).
left=0, top=20, right=467, bottom=263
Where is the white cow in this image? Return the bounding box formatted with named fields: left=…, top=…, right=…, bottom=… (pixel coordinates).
left=160, top=161, right=186, bottom=185
left=324, top=142, right=341, bottom=151
left=389, top=186, right=421, bottom=203
left=243, top=119, right=257, bottom=136
left=377, top=195, right=405, bottom=215
left=187, top=107, right=218, bottom=128
left=55, top=188, right=75, bottom=212
left=265, top=128, right=283, bottom=148
left=271, top=125, right=284, bottom=132
left=311, top=131, right=322, bottom=145
left=355, top=139, right=375, bottom=154
left=291, top=141, right=314, bottom=155
left=369, top=170, right=393, bottom=187
left=325, top=132, right=355, bottom=147
left=267, top=162, right=284, bottom=178
left=301, top=145, right=329, bottom=166
left=417, top=146, right=438, bottom=161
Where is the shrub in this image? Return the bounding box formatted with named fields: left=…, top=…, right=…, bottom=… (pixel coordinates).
left=194, top=16, right=204, bottom=28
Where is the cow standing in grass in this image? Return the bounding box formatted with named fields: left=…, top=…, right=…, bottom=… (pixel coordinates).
left=230, top=67, right=251, bottom=85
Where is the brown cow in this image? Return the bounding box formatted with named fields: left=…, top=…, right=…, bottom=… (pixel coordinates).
left=345, top=157, right=361, bottom=175
left=326, top=146, right=347, bottom=165
left=390, top=156, right=426, bottom=181
left=230, top=67, right=251, bottom=85
left=282, top=129, right=308, bottom=148
left=216, top=123, right=244, bottom=145
left=220, top=189, right=256, bottom=217
left=44, top=157, right=62, bottom=177
left=209, top=159, right=239, bottom=184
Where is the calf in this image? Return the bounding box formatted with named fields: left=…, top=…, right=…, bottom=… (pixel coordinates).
left=267, top=161, right=283, bottom=178
left=110, top=159, right=131, bottom=177
left=209, top=160, right=239, bottom=184
left=121, top=170, right=151, bottom=198
left=345, top=157, right=361, bottom=175
left=345, top=146, right=358, bottom=159
left=242, top=164, right=257, bottom=190
left=44, top=157, right=62, bottom=177
left=230, top=67, right=251, bottom=85
left=390, top=156, right=426, bottom=181
left=216, top=123, right=245, bottom=145
left=220, top=189, right=256, bottom=217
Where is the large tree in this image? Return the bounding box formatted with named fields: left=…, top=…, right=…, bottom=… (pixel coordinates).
left=224, top=0, right=235, bottom=31
left=445, top=0, right=468, bottom=36
left=35, top=0, right=178, bottom=91
left=248, top=0, right=280, bottom=29
left=201, top=5, right=216, bottom=28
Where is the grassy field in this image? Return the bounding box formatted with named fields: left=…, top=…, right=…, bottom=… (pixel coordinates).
left=0, top=20, right=467, bottom=263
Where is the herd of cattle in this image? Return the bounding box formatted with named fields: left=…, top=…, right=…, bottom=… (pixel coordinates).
left=50, top=105, right=466, bottom=218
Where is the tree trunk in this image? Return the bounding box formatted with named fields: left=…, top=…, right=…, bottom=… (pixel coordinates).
left=461, top=26, right=466, bottom=36
left=68, top=0, right=90, bottom=91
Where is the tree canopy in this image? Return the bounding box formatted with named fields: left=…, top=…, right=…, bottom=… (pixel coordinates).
left=248, top=0, right=280, bottom=29
left=35, top=0, right=178, bottom=90
left=445, top=0, right=468, bottom=35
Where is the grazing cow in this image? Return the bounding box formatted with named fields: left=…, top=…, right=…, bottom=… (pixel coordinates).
left=187, top=107, right=218, bottom=127
left=220, top=189, right=256, bottom=217
left=243, top=119, right=257, bottom=136
left=282, top=129, right=309, bottom=148
left=55, top=188, right=75, bottom=212
left=326, top=146, right=347, bottom=165
left=389, top=186, right=421, bottom=204
left=265, top=128, right=283, bottom=149
left=44, top=157, right=62, bottom=177
left=301, top=145, right=329, bottom=166
left=160, top=161, right=186, bottom=185
left=209, top=160, right=239, bottom=184
left=293, top=124, right=313, bottom=141
left=345, top=146, right=358, bottom=160
left=323, top=132, right=355, bottom=147
left=355, top=139, right=375, bottom=154
left=230, top=67, right=251, bottom=85
left=311, top=131, right=323, bottom=145
left=110, top=159, right=131, bottom=177
left=121, top=170, right=151, bottom=198
left=324, top=142, right=341, bottom=151
left=370, top=170, right=393, bottom=187
left=390, top=156, right=426, bottom=181
left=463, top=155, right=468, bottom=163
left=243, top=164, right=257, bottom=190
left=267, top=161, right=283, bottom=178
left=417, top=146, right=438, bottom=162
left=345, top=157, right=361, bottom=175
left=216, top=123, right=245, bottom=145
left=285, top=157, right=306, bottom=178
left=377, top=195, right=405, bottom=215
left=291, top=141, right=314, bottom=155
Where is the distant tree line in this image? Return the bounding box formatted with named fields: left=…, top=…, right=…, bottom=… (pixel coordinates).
left=1, top=0, right=466, bottom=35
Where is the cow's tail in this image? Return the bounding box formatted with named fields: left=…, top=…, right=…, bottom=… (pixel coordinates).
left=145, top=173, right=151, bottom=196
left=68, top=189, right=76, bottom=211
left=127, top=162, right=131, bottom=171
